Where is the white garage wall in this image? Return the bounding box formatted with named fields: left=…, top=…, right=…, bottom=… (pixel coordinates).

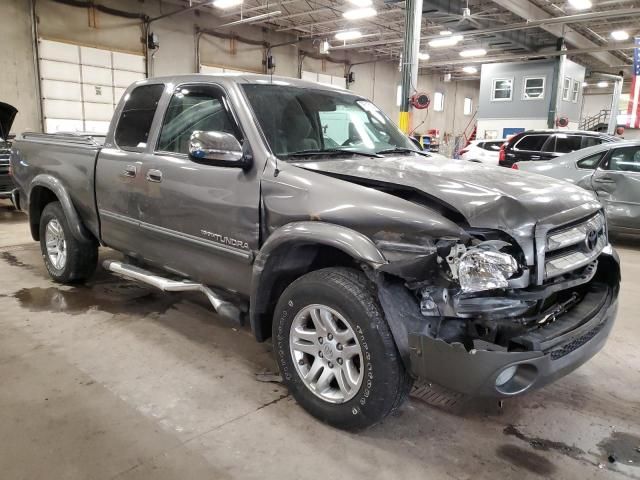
left=38, top=39, right=145, bottom=133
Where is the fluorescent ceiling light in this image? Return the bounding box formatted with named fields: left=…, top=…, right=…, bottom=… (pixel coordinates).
left=459, top=48, right=487, bottom=58
left=462, top=66, right=478, bottom=74
left=335, top=30, right=362, bottom=41
left=213, top=0, right=243, bottom=8
left=343, top=7, right=377, bottom=19
left=568, top=0, right=592, bottom=10
left=418, top=52, right=430, bottom=60
left=610, top=30, right=630, bottom=41
left=428, top=34, right=463, bottom=48
left=582, top=81, right=589, bottom=87
left=439, top=30, right=453, bottom=36
left=597, top=81, right=609, bottom=88
left=347, top=0, right=372, bottom=6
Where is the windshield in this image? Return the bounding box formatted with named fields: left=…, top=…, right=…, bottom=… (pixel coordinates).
left=242, top=83, right=416, bottom=159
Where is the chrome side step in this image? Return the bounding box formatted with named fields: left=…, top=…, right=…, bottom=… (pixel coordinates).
left=102, top=260, right=242, bottom=324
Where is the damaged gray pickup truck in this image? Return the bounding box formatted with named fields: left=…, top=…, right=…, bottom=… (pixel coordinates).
left=10, top=75, right=620, bottom=430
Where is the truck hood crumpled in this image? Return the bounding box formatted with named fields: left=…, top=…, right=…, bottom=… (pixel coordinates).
left=294, top=155, right=601, bottom=238
left=0, top=102, right=17, bottom=141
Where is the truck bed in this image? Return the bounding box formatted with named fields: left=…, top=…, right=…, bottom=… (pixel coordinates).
left=11, top=132, right=105, bottom=240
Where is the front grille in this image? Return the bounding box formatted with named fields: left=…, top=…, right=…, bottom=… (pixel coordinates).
left=543, top=212, right=607, bottom=280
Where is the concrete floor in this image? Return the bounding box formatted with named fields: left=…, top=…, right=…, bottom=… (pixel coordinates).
left=0, top=198, right=639, bottom=480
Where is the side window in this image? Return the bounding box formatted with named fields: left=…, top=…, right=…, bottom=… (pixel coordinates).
left=157, top=84, right=241, bottom=154
left=554, top=135, right=582, bottom=154
left=562, top=77, right=571, bottom=101
left=115, top=84, right=164, bottom=150
left=605, top=146, right=640, bottom=172
left=576, top=152, right=605, bottom=169
left=484, top=141, right=503, bottom=151
left=514, top=135, right=549, bottom=151
left=582, top=136, right=603, bottom=148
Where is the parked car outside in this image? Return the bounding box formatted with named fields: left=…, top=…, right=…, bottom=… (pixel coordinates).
left=459, top=139, right=505, bottom=165
left=515, top=140, right=640, bottom=235
left=10, top=75, right=620, bottom=430
left=0, top=102, right=18, bottom=200
left=499, top=130, right=619, bottom=168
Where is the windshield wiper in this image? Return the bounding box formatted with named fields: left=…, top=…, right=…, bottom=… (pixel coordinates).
left=285, top=148, right=382, bottom=159
left=376, top=147, right=430, bottom=157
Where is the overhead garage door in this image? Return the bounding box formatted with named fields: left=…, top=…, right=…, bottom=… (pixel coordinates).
left=38, top=39, right=145, bottom=134
left=301, top=71, right=346, bottom=89
left=199, top=64, right=259, bottom=75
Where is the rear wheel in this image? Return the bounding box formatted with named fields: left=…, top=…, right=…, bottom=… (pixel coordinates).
left=273, top=267, right=412, bottom=430
left=39, top=201, right=98, bottom=284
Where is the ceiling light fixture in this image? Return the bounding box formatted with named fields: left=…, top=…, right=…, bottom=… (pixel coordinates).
left=459, top=48, right=487, bottom=58
left=462, top=66, right=478, bottom=74
left=597, top=81, right=609, bottom=88
left=610, top=30, right=630, bottom=41
left=439, top=30, right=453, bottom=36
left=429, top=34, right=463, bottom=48
left=346, top=0, right=373, bottom=6
left=568, top=0, right=592, bottom=10
left=213, top=0, right=243, bottom=8
left=343, top=7, right=377, bottom=20
left=418, top=52, right=430, bottom=60
left=335, top=30, right=362, bottom=41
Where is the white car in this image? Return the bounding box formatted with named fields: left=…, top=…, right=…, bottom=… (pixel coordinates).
left=459, top=139, right=505, bottom=165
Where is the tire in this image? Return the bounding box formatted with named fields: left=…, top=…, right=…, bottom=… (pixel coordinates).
left=39, top=201, right=98, bottom=284
left=273, top=267, right=412, bottom=430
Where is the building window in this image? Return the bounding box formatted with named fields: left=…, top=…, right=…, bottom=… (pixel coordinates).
left=463, top=97, right=473, bottom=115
left=434, top=92, right=445, bottom=111
left=491, top=78, right=513, bottom=101
left=522, top=76, right=545, bottom=100
left=562, top=76, right=572, bottom=101
left=572, top=80, right=581, bottom=103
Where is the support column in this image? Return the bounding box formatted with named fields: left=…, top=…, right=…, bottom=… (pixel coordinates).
left=398, top=0, right=423, bottom=134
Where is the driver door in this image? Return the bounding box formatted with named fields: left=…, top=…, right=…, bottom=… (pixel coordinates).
left=591, top=145, right=640, bottom=232
left=135, top=83, right=259, bottom=295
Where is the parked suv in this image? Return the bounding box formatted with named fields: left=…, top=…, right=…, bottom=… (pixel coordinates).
left=0, top=102, right=18, bottom=200
left=498, top=130, right=619, bottom=168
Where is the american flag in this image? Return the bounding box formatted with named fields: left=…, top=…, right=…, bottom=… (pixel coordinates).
left=626, top=37, right=640, bottom=129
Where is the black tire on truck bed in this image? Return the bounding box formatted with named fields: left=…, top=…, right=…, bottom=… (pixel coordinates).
left=39, top=201, right=98, bottom=284
left=273, top=267, right=412, bottom=430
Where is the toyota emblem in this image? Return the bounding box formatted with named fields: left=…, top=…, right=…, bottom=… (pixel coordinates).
left=585, top=229, right=598, bottom=251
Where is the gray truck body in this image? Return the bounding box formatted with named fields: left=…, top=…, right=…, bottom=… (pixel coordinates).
left=10, top=74, right=620, bottom=398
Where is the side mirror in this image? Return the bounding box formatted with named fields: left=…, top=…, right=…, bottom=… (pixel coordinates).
left=188, top=130, right=250, bottom=168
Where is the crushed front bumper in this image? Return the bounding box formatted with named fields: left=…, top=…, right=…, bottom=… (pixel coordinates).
left=408, top=282, right=617, bottom=397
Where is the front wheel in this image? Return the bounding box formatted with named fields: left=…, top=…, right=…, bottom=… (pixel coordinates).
left=273, top=267, right=412, bottom=430
left=39, top=201, right=98, bottom=284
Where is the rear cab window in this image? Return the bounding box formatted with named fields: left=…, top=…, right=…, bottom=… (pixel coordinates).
left=513, top=134, right=550, bottom=152
left=114, top=83, right=165, bottom=151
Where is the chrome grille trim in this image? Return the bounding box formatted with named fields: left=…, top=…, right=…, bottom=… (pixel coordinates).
left=543, top=212, right=607, bottom=280
left=546, top=212, right=605, bottom=252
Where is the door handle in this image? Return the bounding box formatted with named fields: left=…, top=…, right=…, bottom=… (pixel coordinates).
left=594, top=176, right=615, bottom=183
left=146, top=169, right=163, bottom=183
left=530, top=155, right=541, bottom=160
left=121, top=165, right=137, bottom=178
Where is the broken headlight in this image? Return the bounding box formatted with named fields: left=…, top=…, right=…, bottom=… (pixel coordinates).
left=458, top=249, right=518, bottom=293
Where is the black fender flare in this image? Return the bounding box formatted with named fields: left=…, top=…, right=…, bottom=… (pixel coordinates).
left=29, top=174, right=93, bottom=243
left=249, top=221, right=386, bottom=341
